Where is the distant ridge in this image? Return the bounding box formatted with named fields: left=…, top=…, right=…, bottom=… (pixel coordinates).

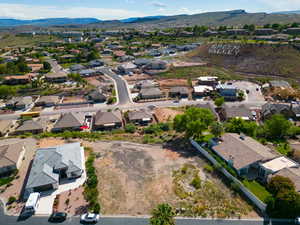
left=0, top=18, right=101, bottom=27
left=272, top=10, right=300, bottom=15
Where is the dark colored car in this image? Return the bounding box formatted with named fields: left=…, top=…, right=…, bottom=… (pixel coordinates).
left=49, top=212, right=67, bottom=223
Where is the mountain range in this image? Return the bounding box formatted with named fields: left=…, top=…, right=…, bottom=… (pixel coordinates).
left=1, top=9, right=300, bottom=28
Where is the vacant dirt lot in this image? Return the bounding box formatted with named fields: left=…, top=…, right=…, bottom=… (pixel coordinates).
left=154, top=108, right=183, bottom=123
left=158, top=79, right=189, bottom=88
left=62, top=96, right=86, bottom=103
left=89, top=141, right=257, bottom=217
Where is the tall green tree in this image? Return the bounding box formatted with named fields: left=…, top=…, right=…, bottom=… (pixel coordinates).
left=150, top=203, right=175, bottom=225
left=174, top=107, right=214, bottom=139
left=211, top=122, right=224, bottom=138
left=264, top=114, right=292, bottom=139
left=214, top=97, right=225, bottom=107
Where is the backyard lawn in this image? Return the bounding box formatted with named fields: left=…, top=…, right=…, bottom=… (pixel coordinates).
left=242, top=180, right=272, bottom=203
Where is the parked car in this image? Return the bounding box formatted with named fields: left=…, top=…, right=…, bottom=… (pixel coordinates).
left=296, top=217, right=300, bottom=225
left=80, top=213, right=100, bottom=223
left=49, top=212, right=67, bottom=223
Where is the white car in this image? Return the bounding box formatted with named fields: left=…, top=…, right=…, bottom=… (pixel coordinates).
left=296, top=217, right=300, bottom=225
left=80, top=213, right=100, bottom=223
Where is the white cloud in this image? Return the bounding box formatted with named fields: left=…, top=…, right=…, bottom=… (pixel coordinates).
left=151, top=1, right=167, bottom=8
left=0, top=3, right=147, bottom=20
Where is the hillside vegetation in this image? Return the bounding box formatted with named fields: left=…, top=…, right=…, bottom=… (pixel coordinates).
left=188, top=44, right=300, bottom=79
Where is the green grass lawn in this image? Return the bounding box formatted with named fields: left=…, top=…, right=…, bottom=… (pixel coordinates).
left=242, top=180, right=272, bottom=203
left=0, top=34, right=58, bottom=48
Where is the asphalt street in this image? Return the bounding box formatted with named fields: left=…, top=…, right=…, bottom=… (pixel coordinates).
left=100, top=68, right=132, bottom=105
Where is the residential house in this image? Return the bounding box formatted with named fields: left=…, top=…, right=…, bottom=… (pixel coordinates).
left=136, top=80, right=157, bottom=90
left=118, top=55, right=135, bottom=63
left=88, top=60, right=104, bottom=68
left=79, top=69, right=97, bottom=77
left=284, top=28, right=300, bottom=35
left=127, top=110, right=153, bottom=125
left=93, top=111, right=122, bottom=130
left=28, top=64, right=43, bottom=73
left=261, top=103, right=298, bottom=120
left=52, top=112, right=86, bottom=132
left=193, top=85, right=214, bottom=97
left=197, top=76, right=219, bottom=87
left=70, top=64, right=86, bottom=72
left=15, top=120, right=44, bottom=135
left=45, top=72, right=67, bottom=83
left=169, top=87, right=189, bottom=98
left=220, top=104, right=253, bottom=121
left=87, top=90, right=106, bottom=103
left=35, top=96, right=60, bottom=107
left=259, top=156, right=299, bottom=181
left=254, top=29, right=276, bottom=35
left=0, top=120, right=13, bottom=136
left=216, top=84, right=238, bottom=101
left=3, top=75, right=31, bottom=85
left=134, top=58, right=152, bottom=68
left=140, top=87, right=163, bottom=99
left=226, top=29, right=249, bottom=35
left=143, top=60, right=167, bottom=71
left=24, top=142, right=83, bottom=199
left=117, top=62, right=137, bottom=75
left=6, top=96, right=33, bottom=110
left=269, top=167, right=300, bottom=192
left=211, top=133, right=276, bottom=176
left=196, top=103, right=219, bottom=120
left=0, top=142, right=26, bottom=176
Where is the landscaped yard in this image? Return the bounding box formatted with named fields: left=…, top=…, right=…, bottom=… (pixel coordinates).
left=242, top=180, right=272, bottom=203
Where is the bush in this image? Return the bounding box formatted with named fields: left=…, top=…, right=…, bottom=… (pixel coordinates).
left=203, top=164, right=214, bottom=173
left=124, top=124, right=136, bottom=133
left=93, top=203, right=101, bottom=213
left=190, top=174, right=201, bottom=189
left=7, top=196, right=16, bottom=205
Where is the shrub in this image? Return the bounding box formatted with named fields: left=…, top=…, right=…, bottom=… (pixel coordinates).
left=7, top=196, right=16, bottom=205
left=125, top=124, right=136, bottom=133
left=190, top=174, right=201, bottom=189
left=203, top=164, right=214, bottom=173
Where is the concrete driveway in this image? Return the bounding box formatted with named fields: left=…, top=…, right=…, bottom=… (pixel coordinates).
left=233, top=81, right=264, bottom=103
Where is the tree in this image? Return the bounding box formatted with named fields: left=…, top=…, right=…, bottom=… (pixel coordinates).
left=43, top=61, right=51, bottom=72
left=268, top=176, right=295, bottom=196
left=211, top=122, right=224, bottom=138
left=150, top=203, right=175, bottom=225
left=174, top=107, right=214, bottom=139
left=214, top=97, right=225, bottom=107
left=264, top=114, right=292, bottom=139
left=125, top=124, right=136, bottom=133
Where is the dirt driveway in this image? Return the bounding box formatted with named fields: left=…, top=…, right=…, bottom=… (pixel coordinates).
left=90, top=141, right=196, bottom=215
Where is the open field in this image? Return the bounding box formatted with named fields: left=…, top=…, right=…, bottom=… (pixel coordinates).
left=0, top=34, right=58, bottom=48
left=86, top=140, right=258, bottom=218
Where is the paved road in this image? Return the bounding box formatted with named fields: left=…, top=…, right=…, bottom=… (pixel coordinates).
left=100, top=68, right=131, bottom=105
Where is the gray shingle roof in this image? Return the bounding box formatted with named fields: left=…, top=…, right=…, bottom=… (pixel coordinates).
left=53, top=113, right=85, bottom=130
left=94, top=111, right=122, bottom=126
left=128, top=110, right=152, bottom=121
left=140, top=87, right=162, bottom=97
left=223, top=104, right=252, bottom=119
left=16, top=120, right=43, bottom=132
left=213, top=133, right=277, bottom=170
left=26, top=142, right=82, bottom=189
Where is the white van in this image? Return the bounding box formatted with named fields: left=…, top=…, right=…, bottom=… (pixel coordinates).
left=24, top=192, right=40, bottom=214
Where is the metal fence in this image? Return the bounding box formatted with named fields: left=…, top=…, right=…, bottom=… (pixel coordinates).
left=190, top=139, right=267, bottom=214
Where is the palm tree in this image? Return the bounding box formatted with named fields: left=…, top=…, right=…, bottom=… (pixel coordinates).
left=150, top=203, right=175, bottom=225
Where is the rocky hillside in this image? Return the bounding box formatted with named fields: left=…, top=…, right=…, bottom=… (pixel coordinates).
left=187, top=43, right=300, bottom=79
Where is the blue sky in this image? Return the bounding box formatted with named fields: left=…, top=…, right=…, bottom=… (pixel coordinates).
left=0, top=0, right=299, bottom=19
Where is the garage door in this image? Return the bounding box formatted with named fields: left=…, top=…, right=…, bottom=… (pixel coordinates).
left=34, top=184, right=53, bottom=192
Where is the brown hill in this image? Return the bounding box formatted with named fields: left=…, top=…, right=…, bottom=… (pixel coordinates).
left=187, top=43, right=300, bottom=79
